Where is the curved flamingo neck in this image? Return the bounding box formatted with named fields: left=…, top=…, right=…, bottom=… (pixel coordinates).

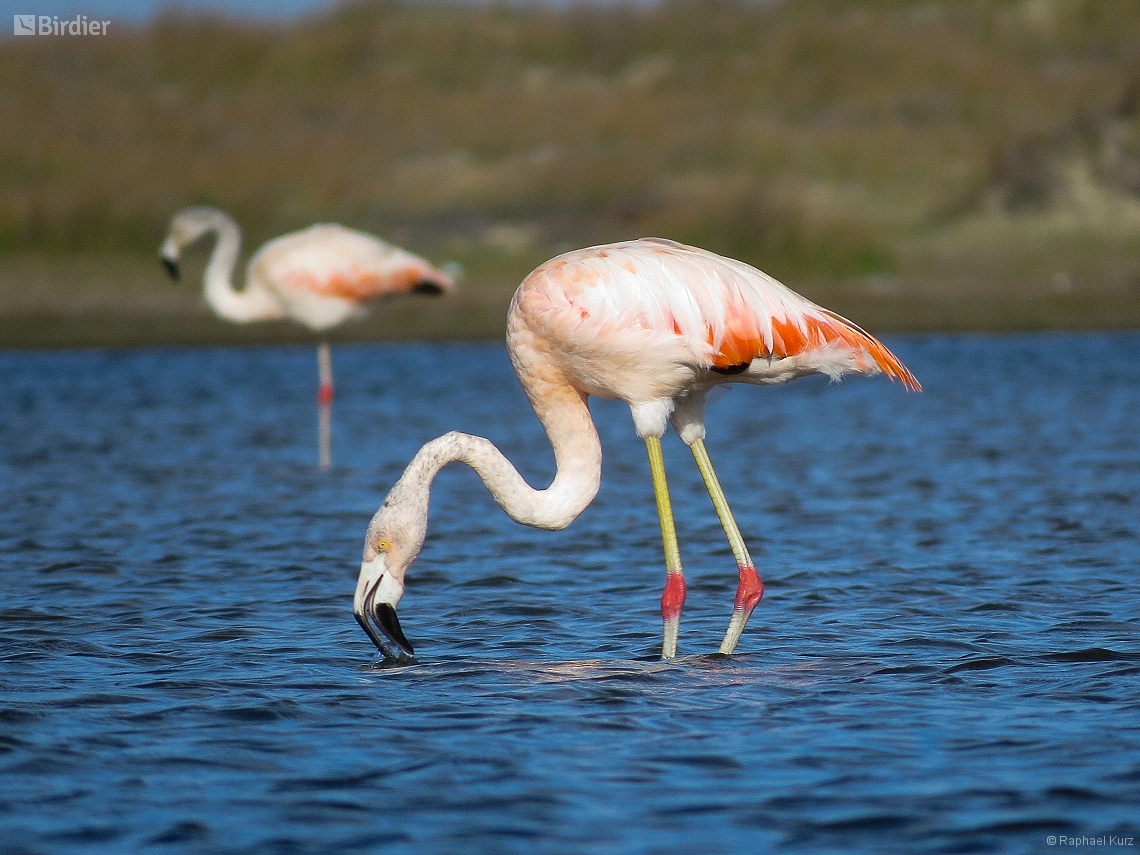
left=398, top=374, right=601, bottom=533
left=199, top=213, right=277, bottom=323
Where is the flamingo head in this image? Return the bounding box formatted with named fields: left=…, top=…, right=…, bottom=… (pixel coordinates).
left=354, top=489, right=427, bottom=660
left=159, top=207, right=235, bottom=282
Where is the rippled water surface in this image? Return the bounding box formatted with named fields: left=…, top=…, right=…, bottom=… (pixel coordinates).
left=2, top=334, right=1139, bottom=854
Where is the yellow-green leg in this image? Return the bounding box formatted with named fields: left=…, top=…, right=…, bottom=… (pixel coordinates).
left=646, top=436, right=686, bottom=659
left=689, top=438, right=764, bottom=654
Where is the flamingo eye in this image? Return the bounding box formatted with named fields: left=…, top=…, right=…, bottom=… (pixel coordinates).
left=375, top=539, right=390, bottom=552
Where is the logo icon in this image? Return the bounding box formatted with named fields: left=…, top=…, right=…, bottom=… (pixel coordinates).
left=13, top=14, right=36, bottom=35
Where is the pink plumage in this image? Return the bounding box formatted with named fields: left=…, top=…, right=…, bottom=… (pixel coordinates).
left=511, top=237, right=917, bottom=414
left=250, top=224, right=456, bottom=322
left=160, top=208, right=455, bottom=332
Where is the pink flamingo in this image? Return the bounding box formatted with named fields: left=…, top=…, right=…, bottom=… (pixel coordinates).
left=354, top=238, right=919, bottom=660
left=160, top=207, right=455, bottom=467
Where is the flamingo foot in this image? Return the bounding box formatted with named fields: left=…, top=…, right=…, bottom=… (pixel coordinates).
left=660, top=572, right=687, bottom=659
left=718, top=564, right=763, bottom=655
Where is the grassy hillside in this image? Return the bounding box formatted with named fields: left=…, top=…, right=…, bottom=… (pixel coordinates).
left=2, top=0, right=1139, bottom=345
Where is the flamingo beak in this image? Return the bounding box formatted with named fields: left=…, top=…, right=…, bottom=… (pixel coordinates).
left=160, top=255, right=180, bottom=282
left=354, top=554, right=414, bottom=658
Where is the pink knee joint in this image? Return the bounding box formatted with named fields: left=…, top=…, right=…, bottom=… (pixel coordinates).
left=734, top=564, right=763, bottom=613
left=661, top=573, right=687, bottom=621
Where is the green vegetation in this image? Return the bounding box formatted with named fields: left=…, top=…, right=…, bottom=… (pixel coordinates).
left=2, top=0, right=1139, bottom=346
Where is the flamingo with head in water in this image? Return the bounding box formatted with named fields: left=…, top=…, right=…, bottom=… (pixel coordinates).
left=354, top=238, right=919, bottom=660
left=159, top=206, right=456, bottom=467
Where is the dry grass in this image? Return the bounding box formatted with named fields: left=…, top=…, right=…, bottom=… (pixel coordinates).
left=2, top=0, right=1139, bottom=344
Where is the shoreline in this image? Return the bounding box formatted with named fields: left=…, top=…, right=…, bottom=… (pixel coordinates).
left=4, top=291, right=1138, bottom=350
left=3, top=253, right=1137, bottom=350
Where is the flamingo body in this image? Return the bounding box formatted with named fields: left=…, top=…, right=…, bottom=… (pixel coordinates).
left=510, top=238, right=917, bottom=440
left=160, top=208, right=455, bottom=331
left=354, top=238, right=918, bottom=661
left=247, top=223, right=455, bottom=331
left=160, top=206, right=455, bottom=467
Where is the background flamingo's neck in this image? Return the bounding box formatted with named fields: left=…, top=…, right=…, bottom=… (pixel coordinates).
left=201, top=215, right=243, bottom=316
left=201, top=215, right=279, bottom=323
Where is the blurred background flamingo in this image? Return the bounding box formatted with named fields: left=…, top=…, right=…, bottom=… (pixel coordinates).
left=160, top=206, right=456, bottom=468
left=354, top=238, right=919, bottom=662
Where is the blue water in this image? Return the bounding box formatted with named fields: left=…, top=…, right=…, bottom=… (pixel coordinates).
left=2, top=334, right=1139, bottom=854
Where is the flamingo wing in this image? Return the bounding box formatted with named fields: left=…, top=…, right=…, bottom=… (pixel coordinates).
left=517, top=238, right=919, bottom=393
left=252, top=225, right=455, bottom=305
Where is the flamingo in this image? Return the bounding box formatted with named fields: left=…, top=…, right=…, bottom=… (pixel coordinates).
left=354, top=238, right=919, bottom=661
left=159, top=206, right=456, bottom=467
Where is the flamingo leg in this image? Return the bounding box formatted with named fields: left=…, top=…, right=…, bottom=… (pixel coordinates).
left=317, top=342, right=333, bottom=470
left=689, top=438, right=764, bottom=655
left=646, top=435, right=687, bottom=659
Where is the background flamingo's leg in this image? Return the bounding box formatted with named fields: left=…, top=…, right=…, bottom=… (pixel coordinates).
left=317, top=342, right=333, bottom=470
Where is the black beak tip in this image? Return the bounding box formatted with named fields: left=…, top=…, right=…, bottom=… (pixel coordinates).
left=373, top=603, right=415, bottom=656
left=354, top=609, right=387, bottom=653
left=161, top=256, right=180, bottom=282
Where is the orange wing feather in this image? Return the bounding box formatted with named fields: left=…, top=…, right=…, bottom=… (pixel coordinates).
left=310, top=267, right=427, bottom=302
left=712, top=302, right=921, bottom=391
